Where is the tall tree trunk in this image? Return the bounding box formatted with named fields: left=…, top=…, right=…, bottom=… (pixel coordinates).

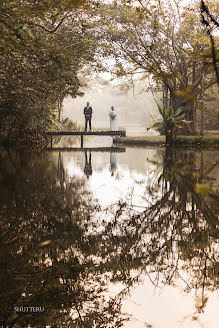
left=167, top=77, right=197, bottom=135
left=58, top=99, right=63, bottom=122
left=166, top=129, right=173, bottom=145
left=191, top=61, right=197, bottom=134
left=170, top=90, right=196, bottom=135
left=200, top=107, right=204, bottom=136
left=199, top=82, right=204, bottom=136
left=163, top=82, right=168, bottom=111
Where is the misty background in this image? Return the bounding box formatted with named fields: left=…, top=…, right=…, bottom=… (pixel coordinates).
left=63, top=77, right=160, bottom=136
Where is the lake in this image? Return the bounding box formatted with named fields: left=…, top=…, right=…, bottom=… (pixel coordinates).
left=0, top=139, right=218, bottom=328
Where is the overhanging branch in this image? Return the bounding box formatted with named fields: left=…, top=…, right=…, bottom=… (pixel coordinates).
left=32, top=13, right=69, bottom=33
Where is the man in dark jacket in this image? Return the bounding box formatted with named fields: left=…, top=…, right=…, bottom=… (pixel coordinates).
left=84, top=102, right=93, bottom=131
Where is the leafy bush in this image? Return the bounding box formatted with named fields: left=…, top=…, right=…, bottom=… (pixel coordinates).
left=150, top=106, right=191, bottom=144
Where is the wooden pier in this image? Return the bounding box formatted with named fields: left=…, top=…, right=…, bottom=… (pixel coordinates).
left=46, top=147, right=126, bottom=153
left=46, top=130, right=126, bottom=148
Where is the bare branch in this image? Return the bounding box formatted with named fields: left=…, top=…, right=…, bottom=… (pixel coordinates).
left=32, top=13, right=69, bottom=34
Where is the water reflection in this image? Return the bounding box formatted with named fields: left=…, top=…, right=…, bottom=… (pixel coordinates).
left=0, top=148, right=218, bottom=328
left=0, top=150, right=126, bottom=327
left=84, top=151, right=92, bottom=179
left=109, top=153, right=117, bottom=176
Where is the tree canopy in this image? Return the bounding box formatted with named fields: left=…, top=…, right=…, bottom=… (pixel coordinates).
left=0, top=0, right=218, bottom=142
left=95, top=0, right=218, bottom=134
left=0, top=0, right=98, bottom=140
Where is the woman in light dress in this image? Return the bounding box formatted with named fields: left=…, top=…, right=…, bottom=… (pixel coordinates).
left=109, top=106, right=117, bottom=131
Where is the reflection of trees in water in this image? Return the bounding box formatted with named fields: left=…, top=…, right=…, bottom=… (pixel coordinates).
left=100, top=150, right=219, bottom=315
left=0, top=149, right=218, bottom=327
left=0, top=150, right=126, bottom=328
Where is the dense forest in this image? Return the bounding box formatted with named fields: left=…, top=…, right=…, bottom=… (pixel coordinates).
left=0, top=0, right=218, bottom=147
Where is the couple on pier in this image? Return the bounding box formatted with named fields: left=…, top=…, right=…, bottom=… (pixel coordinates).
left=83, top=102, right=117, bottom=131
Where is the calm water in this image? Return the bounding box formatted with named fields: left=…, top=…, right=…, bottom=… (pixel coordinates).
left=0, top=142, right=218, bottom=328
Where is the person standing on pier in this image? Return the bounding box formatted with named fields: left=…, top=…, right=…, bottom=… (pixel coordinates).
left=84, top=102, right=93, bottom=131
left=109, top=106, right=117, bottom=131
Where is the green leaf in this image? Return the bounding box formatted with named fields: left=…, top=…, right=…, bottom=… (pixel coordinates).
left=175, top=107, right=183, bottom=116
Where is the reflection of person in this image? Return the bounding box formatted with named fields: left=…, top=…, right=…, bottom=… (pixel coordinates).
left=84, top=102, right=93, bottom=131
left=84, top=151, right=92, bottom=179
left=109, top=106, right=117, bottom=131
left=109, top=152, right=117, bottom=176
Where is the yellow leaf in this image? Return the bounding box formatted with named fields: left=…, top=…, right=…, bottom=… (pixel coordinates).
left=192, top=172, right=200, bottom=178
left=39, top=240, right=52, bottom=247
left=195, top=184, right=210, bottom=196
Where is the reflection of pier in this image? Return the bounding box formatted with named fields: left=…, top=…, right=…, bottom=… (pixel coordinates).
left=46, top=147, right=126, bottom=153
left=46, top=130, right=126, bottom=148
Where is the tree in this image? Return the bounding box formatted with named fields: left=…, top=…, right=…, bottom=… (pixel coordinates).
left=97, top=0, right=218, bottom=134
left=200, top=0, right=219, bottom=84
left=0, top=0, right=98, bottom=144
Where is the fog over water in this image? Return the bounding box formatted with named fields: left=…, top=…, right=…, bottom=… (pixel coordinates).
left=63, top=78, right=160, bottom=136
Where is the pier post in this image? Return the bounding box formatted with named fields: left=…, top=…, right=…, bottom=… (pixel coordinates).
left=81, top=135, right=84, bottom=148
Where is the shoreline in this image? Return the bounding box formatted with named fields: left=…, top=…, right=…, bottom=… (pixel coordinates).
left=1, top=134, right=219, bottom=150
left=113, top=135, right=219, bottom=149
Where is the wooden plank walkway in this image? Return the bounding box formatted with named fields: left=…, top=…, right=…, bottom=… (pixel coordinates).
left=46, top=130, right=126, bottom=147
left=46, top=130, right=126, bottom=136
left=46, top=147, right=126, bottom=153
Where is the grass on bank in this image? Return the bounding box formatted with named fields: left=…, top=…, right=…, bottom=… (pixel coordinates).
left=175, top=135, right=219, bottom=146
left=114, top=135, right=219, bottom=147
left=114, top=136, right=165, bottom=146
